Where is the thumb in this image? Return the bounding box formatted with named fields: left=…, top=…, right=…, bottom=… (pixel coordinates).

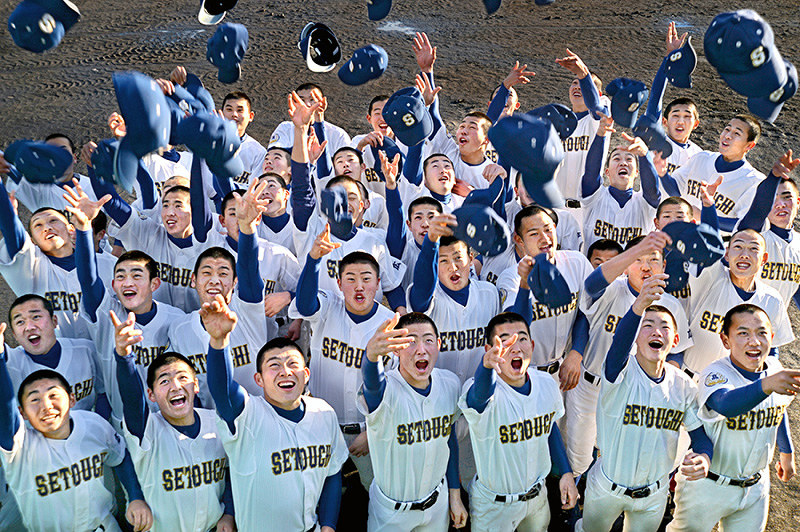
left=386, top=312, right=401, bottom=331
left=98, top=194, right=112, bottom=207
left=621, top=132, right=635, bottom=142
left=109, top=309, right=121, bottom=327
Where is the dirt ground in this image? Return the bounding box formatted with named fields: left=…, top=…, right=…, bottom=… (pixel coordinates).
left=1, top=0, right=799, bottom=529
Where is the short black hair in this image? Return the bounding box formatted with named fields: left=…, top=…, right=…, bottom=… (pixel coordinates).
left=656, top=197, right=693, bottom=219
left=407, top=197, right=443, bottom=220
left=115, top=250, right=159, bottom=280
left=732, top=113, right=761, bottom=143
left=721, top=303, right=771, bottom=336
left=439, top=235, right=469, bottom=253
left=146, top=352, right=197, bottom=389
left=91, top=210, right=108, bottom=235
left=222, top=91, right=253, bottom=112
left=624, top=235, right=646, bottom=251
left=422, top=153, right=453, bottom=175
left=256, top=337, right=305, bottom=373
left=295, top=83, right=323, bottom=96
left=368, top=95, right=390, bottom=115
left=397, top=312, right=439, bottom=337
left=333, top=146, right=364, bottom=166
left=29, top=207, right=69, bottom=233
left=9, top=294, right=54, bottom=323
left=162, top=185, right=191, bottom=202
left=514, top=205, right=557, bottom=236
left=339, top=251, right=380, bottom=279
left=194, top=247, right=237, bottom=278
left=258, top=172, right=289, bottom=190
left=663, top=97, right=699, bottom=120
left=485, top=312, right=530, bottom=344
left=18, top=369, right=71, bottom=406
left=586, top=238, right=623, bottom=260
left=45, top=133, right=75, bottom=153
left=220, top=190, right=240, bottom=215
left=643, top=304, right=677, bottom=331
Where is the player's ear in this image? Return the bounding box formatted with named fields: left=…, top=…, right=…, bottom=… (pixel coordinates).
left=760, top=250, right=769, bottom=266
left=672, top=332, right=679, bottom=348
left=302, top=366, right=310, bottom=385
left=68, top=394, right=76, bottom=408
left=190, top=274, right=196, bottom=290
left=146, top=388, right=157, bottom=403
left=51, top=313, right=58, bottom=329
left=513, top=232, right=524, bottom=246
left=18, top=405, right=27, bottom=421
left=254, top=372, right=264, bottom=388
left=151, top=276, right=162, bottom=292
left=719, top=331, right=731, bottom=350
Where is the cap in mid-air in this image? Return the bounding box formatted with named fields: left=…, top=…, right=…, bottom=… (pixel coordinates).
left=452, top=204, right=511, bottom=258
left=321, top=186, right=354, bottom=240
left=88, top=138, right=122, bottom=184
left=527, top=103, right=578, bottom=141
left=207, top=23, right=249, bottom=84
left=382, top=87, right=433, bottom=147
left=664, top=36, right=698, bottom=89
left=3, top=139, right=73, bottom=183
left=747, top=61, right=797, bottom=123
left=174, top=112, right=244, bottom=179
left=298, top=22, right=341, bottom=73
left=197, top=0, right=238, bottom=25
left=483, top=0, right=501, bottom=14
left=8, top=0, right=80, bottom=53
left=632, top=114, right=673, bottom=158
left=368, top=135, right=403, bottom=182
left=605, top=78, right=649, bottom=129
left=367, top=0, right=392, bottom=21
left=338, top=44, right=388, bottom=86
left=662, top=221, right=725, bottom=269
left=528, top=253, right=572, bottom=309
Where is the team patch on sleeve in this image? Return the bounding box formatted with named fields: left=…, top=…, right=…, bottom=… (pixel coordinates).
left=704, top=372, right=727, bottom=387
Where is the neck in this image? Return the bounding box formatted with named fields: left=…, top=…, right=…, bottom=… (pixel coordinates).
left=501, top=373, right=526, bottom=388
left=400, top=369, right=429, bottom=390
left=572, top=101, right=588, bottom=113
left=162, top=410, right=195, bottom=427
left=127, top=298, right=154, bottom=316
left=169, top=227, right=193, bottom=239
left=267, top=204, right=287, bottom=217
left=47, top=244, right=73, bottom=259
left=671, top=134, right=690, bottom=145
left=721, top=153, right=744, bottom=163
left=460, top=149, right=485, bottom=165
left=635, top=354, right=665, bottom=380
left=768, top=216, right=792, bottom=230
left=730, top=355, right=763, bottom=374
left=730, top=272, right=757, bottom=292
left=266, top=395, right=302, bottom=411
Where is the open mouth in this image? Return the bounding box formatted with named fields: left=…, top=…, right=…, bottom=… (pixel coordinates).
left=511, top=357, right=523, bottom=371
left=735, top=260, right=751, bottom=270
left=617, top=167, right=630, bottom=177
left=449, top=273, right=461, bottom=285
left=169, top=394, right=187, bottom=408
left=648, top=339, right=664, bottom=350
left=27, top=334, right=41, bottom=346
left=165, top=219, right=177, bottom=228
left=277, top=380, right=296, bottom=390
left=539, top=243, right=553, bottom=253
left=415, top=360, right=429, bottom=372
left=206, top=288, right=222, bottom=296
left=121, top=289, right=137, bottom=298
left=354, top=293, right=366, bottom=304
left=745, top=349, right=762, bottom=360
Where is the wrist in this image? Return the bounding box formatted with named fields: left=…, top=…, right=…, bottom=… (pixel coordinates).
left=238, top=221, right=256, bottom=235
left=209, top=336, right=230, bottom=350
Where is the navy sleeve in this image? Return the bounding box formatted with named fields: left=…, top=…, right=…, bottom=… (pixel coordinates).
left=605, top=308, right=639, bottom=382
left=361, top=357, right=386, bottom=412
left=585, top=267, right=610, bottom=302
left=75, top=229, right=105, bottom=321
left=312, top=122, right=332, bottom=179
left=236, top=231, right=265, bottom=303
left=581, top=134, right=606, bottom=198
left=446, top=428, right=460, bottom=489
left=409, top=236, right=438, bottom=312
left=385, top=186, right=407, bottom=258
left=222, top=469, right=235, bottom=517
left=717, top=216, right=738, bottom=233
left=295, top=255, right=322, bottom=316
left=426, top=72, right=443, bottom=139
left=402, top=141, right=424, bottom=187
left=659, top=170, right=681, bottom=198
left=465, top=363, right=495, bottom=413
left=112, top=449, right=145, bottom=502
left=644, top=58, right=668, bottom=120
left=777, top=414, right=794, bottom=454
left=0, top=355, right=20, bottom=451
left=290, top=160, right=315, bottom=231
left=94, top=393, right=111, bottom=420
left=665, top=351, right=685, bottom=367
left=700, top=203, right=720, bottom=230
left=135, top=163, right=158, bottom=211
left=190, top=157, right=212, bottom=242
left=570, top=310, right=589, bottom=355
left=548, top=424, right=573, bottom=476
left=115, top=352, right=148, bottom=442
left=207, top=345, right=246, bottom=434
left=639, top=153, right=662, bottom=208
left=317, top=470, right=342, bottom=528
left=705, top=381, right=769, bottom=418
left=579, top=75, right=608, bottom=119
left=687, top=426, right=714, bottom=461
left=89, top=166, right=132, bottom=226
left=0, top=179, right=26, bottom=257
left=738, top=171, right=780, bottom=232
left=486, top=84, right=509, bottom=124
left=508, top=287, right=533, bottom=325
left=385, top=286, right=407, bottom=311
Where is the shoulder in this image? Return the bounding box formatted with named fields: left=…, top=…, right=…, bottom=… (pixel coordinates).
left=433, top=368, right=461, bottom=391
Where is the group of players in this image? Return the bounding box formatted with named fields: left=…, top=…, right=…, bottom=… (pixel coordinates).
left=0, top=22, right=798, bottom=532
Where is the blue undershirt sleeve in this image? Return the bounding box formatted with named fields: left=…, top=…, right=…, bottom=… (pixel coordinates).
left=385, top=286, right=406, bottom=311
left=75, top=228, right=105, bottom=321
left=0, top=355, right=20, bottom=451
left=88, top=167, right=132, bottom=226
left=317, top=470, right=342, bottom=528
left=777, top=414, right=794, bottom=454
left=409, top=236, right=438, bottom=312
left=402, top=141, right=424, bottom=187
left=446, top=429, right=460, bottom=489
left=665, top=351, right=685, bottom=367
left=0, top=179, right=26, bottom=258
left=290, top=160, right=315, bottom=231
left=571, top=310, right=589, bottom=355
left=581, top=134, right=606, bottom=198
left=548, top=424, right=572, bottom=476
left=585, top=267, right=611, bottom=302
left=639, top=153, right=662, bottom=208
left=687, top=426, right=714, bottom=461
left=312, top=123, right=332, bottom=179
left=236, top=231, right=264, bottom=303
left=738, top=171, right=780, bottom=232
left=94, top=393, right=111, bottom=420
left=114, top=352, right=148, bottom=442
left=222, top=469, right=235, bottom=517
left=207, top=345, right=246, bottom=433
left=659, top=170, right=681, bottom=198
left=426, top=72, right=443, bottom=139
left=579, top=75, right=607, bottom=119
left=295, top=255, right=322, bottom=316
left=705, top=381, right=769, bottom=418
left=385, top=186, right=406, bottom=259
left=112, top=449, right=145, bottom=502
left=644, top=58, right=668, bottom=120
left=190, top=157, right=212, bottom=242
left=465, top=363, right=495, bottom=413
left=486, top=84, right=509, bottom=124
left=700, top=204, right=720, bottom=230
left=605, top=308, right=639, bottom=383
left=135, top=163, right=158, bottom=211
left=361, top=357, right=386, bottom=412
left=508, top=287, right=533, bottom=325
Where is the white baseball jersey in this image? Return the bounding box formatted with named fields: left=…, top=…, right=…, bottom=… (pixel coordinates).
left=698, top=357, right=793, bottom=479
left=664, top=138, right=703, bottom=177
left=400, top=238, right=423, bottom=291
left=5, top=338, right=102, bottom=412
left=506, top=200, right=584, bottom=252
left=351, top=134, right=410, bottom=198
left=218, top=394, right=348, bottom=532
left=124, top=408, right=227, bottom=532
left=670, top=152, right=764, bottom=219
left=257, top=214, right=297, bottom=255
left=459, top=369, right=564, bottom=494
left=759, top=228, right=800, bottom=307
left=229, top=134, right=267, bottom=189
left=357, top=367, right=460, bottom=502
left=497, top=250, right=594, bottom=366
left=581, top=186, right=657, bottom=250
left=555, top=102, right=611, bottom=202
left=0, top=467, right=24, bottom=531
left=480, top=245, right=517, bottom=286
left=270, top=120, right=351, bottom=151
left=401, top=181, right=464, bottom=215
left=686, top=262, right=794, bottom=373
left=0, top=410, right=126, bottom=532
left=6, top=173, right=96, bottom=213
left=288, top=290, right=394, bottom=424
left=136, top=153, right=190, bottom=211
left=412, top=280, right=500, bottom=384
left=597, top=356, right=701, bottom=487
left=581, top=277, right=693, bottom=376
left=425, top=127, right=494, bottom=190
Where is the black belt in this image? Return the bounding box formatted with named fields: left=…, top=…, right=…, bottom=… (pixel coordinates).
left=538, top=359, right=561, bottom=374
left=494, top=480, right=542, bottom=503
left=394, top=484, right=440, bottom=511
left=611, top=478, right=664, bottom=499
left=340, top=423, right=362, bottom=435
left=683, top=367, right=696, bottom=379
left=583, top=370, right=599, bottom=385
left=707, top=471, right=761, bottom=488
left=565, top=199, right=581, bottom=209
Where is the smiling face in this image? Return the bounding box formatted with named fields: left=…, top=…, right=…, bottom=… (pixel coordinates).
left=161, top=189, right=192, bottom=239
left=338, top=262, right=380, bottom=315
left=255, top=347, right=309, bottom=410
left=721, top=309, right=773, bottom=373
left=407, top=204, right=440, bottom=245
left=606, top=147, right=638, bottom=190
left=489, top=321, right=534, bottom=387
left=147, top=361, right=198, bottom=425
left=219, top=201, right=239, bottom=239
left=768, top=180, right=799, bottom=229
left=193, top=257, right=236, bottom=305
left=718, top=118, right=755, bottom=161
left=725, top=231, right=767, bottom=282
left=625, top=250, right=664, bottom=292
left=438, top=240, right=472, bottom=291
left=455, top=116, right=489, bottom=155
left=10, top=299, right=58, bottom=355
left=222, top=97, right=254, bottom=137
left=424, top=155, right=455, bottom=195
left=19, top=378, right=75, bottom=439
left=258, top=175, right=289, bottom=217
left=112, top=260, right=160, bottom=314
left=367, top=98, right=391, bottom=135
left=397, top=322, right=440, bottom=389
left=29, top=209, right=74, bottom=256
left=568, top=78, right=585, bottom=110
left=634, top=309, right=678, bottom=366
left=663, top=103, right=699, bottom=144
left=515, top=211, right=557, bottom=261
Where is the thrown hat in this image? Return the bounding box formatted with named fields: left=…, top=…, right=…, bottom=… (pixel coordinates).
left=367, top=0, right=392, bottom=20
left=112, top=71, right=171, bottom=193
left=8, top=0, right=80, bottom=53
left=321, top=186, right=354, bottom=240
left=664, top=36, right=698, bottom=89
left=198, top=0, right=237, bottom=25
left=662, top=221, right=725, bottom=268
left=452, top=204, right=511, bottom=257
left=528, top=253, right=572, bottom=309
left=747, top=61, right=798, bottom=123
left=369, top=135, right=403, bottom=183
left=463, top=176, right=504, bottom=209
left=298, top=22, right=341, bottom=73
left=663, top=249, right=691, bottom=293
left=207, top=23, right=248, bottom=84
left=382, top=87, right=433, bottom=146
left=605, top=78, right=649, bottom=129
left=632, top=114, right=673, bottom=158
left=483, top=0, right=501, bottom=14
left=534, top=0, right=555, bottom=4
left=527, top=103, right=578, bottom=141
left=174, top=112, right=243, bottom=178
left=338, top=44, right=388, bottom=86
left=184, top=74, right=215, bottom=113
left=3, top=139, right=72, bottom=183
left=89, top=138, right=119, bottom=183
left=704, top=10, right=787, bottom=98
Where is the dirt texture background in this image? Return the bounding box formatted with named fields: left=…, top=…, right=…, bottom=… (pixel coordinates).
left=0, top=0, right=799, bottom=529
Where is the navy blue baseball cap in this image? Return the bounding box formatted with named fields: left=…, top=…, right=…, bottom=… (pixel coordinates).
left=198, top=0, right=237, bottom=25
left=747, top=61, right=798, bottom=123
left=704, top=10, right=787, bottom=98
left=112, top=72, right=171, bottom=193
left=8, top=0, right=80, bottom=53
left=605, top=78, right=649, bottom=129
left=664, top=36, right=697, bottom=89
left=483, top=0, right=501, bottom=14
left=662, top=221, right=725, bottom=268
left=369, top=136, right=403, bottom=182
left=382, top=87, right=433, bottom=147
left=526, top=103, right=578, bottom=141
left=89, top=138, right=119, bottom=184
left=463, top=176, right=504, bottom=209
left=534, top=0, right=554, bottom=5
left=338, top=44, right=388, bottom=86
left=452, top=204, right=511, bottom=257
left=298, top=22, right=341, bottom=73
left=632, top=114, right=673, bottom=158
left=321, top=186, right=354, bottom=240
left=528, top=253, right=572, bottom=309
left=207, top=23, right=248, bottom=84
left=184, top=74, right=215, bottom=113
left=3, top=139, right=72, bottom=183
left=367, top=0, right=392, bottom=20
left=663, top=249, right=690, bottom=293
left=175, top=112, right=243, bottom=178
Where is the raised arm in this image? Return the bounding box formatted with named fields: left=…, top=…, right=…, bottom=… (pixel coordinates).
left=190, top=156, right=214, bottom=242
left=465, top=334, right=518, bottom=413
left=0, top=177, right=26, bottom=258
left=486, top=62, right=534, bottom=123
left=235, top=180, right=268, bottom=303
left=110, top=310, right=149, bottom=441
left=738, top=151, right=799, bottom=231
left=556, top=49, right=607, bottom=118
left=289, top=92, right=324, bottom=231
left=361, top=314, right=411, bottom=412
left=0, top=325, right=20, bottom=451
left=581, top=113, right=614, bottom=198
left=409, top=213, right=456, bottom=312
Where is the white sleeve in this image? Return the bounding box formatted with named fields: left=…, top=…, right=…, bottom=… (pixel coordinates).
left=0, top=235, right=37, bottom=294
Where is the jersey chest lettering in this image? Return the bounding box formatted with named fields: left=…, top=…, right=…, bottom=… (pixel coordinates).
left=760, top=261, right=800, bottom=283
left=264, top=279, right=277, bottom=295
left=188, top=344, right=250, bottom=375
left=593, top=220, right=643, bottom=246
left=326, top=259, right=340, bottom=279
left=562, top=135, right=590, bottom=153
left=363, top=168, right=383, bottom=183
left=532, top=292, right=578, bottom=321
left=440, top=327, right=485, bottom=352
left=484, top=272, right=499, bottom=285
left=162, top=457, right=227, bottom=491
left=670, top=285, right=691, bottom=300
left=271, top=444, right=332, bottom=475
left=35, top=452, right=107, bottom=496
left=622, top=404, right=683, bottom=431
left=159, top=263, right=194, bottom=288
left=44, top=291, right=81, bottom=313
left=498, top=411, right=555, bottom=443
left=604, top=314, right=621, bottom=333
left=725, top=404, right=786, bottom=431
left=73, top=378, right=94, bottom=402
left=320, top=337, right=364, bottom=368
left=396, top=414, right=453, bottom=445
left=233, top=171, right=252, bottom=185
left=132, top=344, right=168, bottom=367
left=685, top=180, right=736, bottom=215
left=699, top=311, right=725, bottom=333
left=666, top=162, right=679, bottom=175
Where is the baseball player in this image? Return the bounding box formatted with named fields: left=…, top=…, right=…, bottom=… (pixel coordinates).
left=586, top=239, right=623, bottom=268
left=112, top=311, right=234, bottom=532
left=262, top=146, right=292, bottom=183
left=327, top=147, right=390, bottom=230
left=485, top=61, right=535, bottom=125
left=577, top=280, right=713, bottom=532
left=203, top=295, right=348, bottom=532
left=667, top=304, right=798, bottom=532
left=460, top=312, right=579, bottom=531
left=220, top=91, right=268, bottom=188
left=385, top=192, right=443, bottom=290
left=0, top=333, right=152, bottom=532
left=255, top=171, right=297, bottom=254
left=358, top=312, right=468, bottom=530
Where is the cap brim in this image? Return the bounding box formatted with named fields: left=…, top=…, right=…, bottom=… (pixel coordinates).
left=112, top=141, right=139, bottom=193
left=217, top=64, right=241, bottom=84
left=748, top=96, right=785, bottom=123
left=207, top=154, right=244, bottom=179
left=198, top=6, right=225, bottom=25
left=338, top=62, right=367, bottom=86
left=521, top=176, right=564, bottom=209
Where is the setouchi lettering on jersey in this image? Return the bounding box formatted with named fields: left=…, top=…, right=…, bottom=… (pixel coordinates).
left=581, top=186, right=657, bottom=250
left=497, top=250, right=594, bottom=366
left=351, top=133, right=410, bottom=198
left=554, top=101, right=611, bottom=202
left=169, top=293, right=268, bottom=401
left=458, top=368, right=564, bottom=494
left=357, top=368, right=460, bottom=502
left=759, top=227, right=800, bottom=307
left=288, top=290, right=394, bottom=424
left=0, top=410, right=126, bottom=532
left=670, top=151, right=765, bottom=219
left=218, top=394, right=348, bottom=532
left=597, top=356, right=701, bottom=488
left=411, top=280, right=500, bottom=384
left=230, top=134, right=268, bottom=188
left=5, top=338, right=102, bottom=412
left=659, top=137, right=703, bottom=199
left=424, top=126, right=496, bottom=190
left=6, top=173, right=97, bottom=213
left=581, top=277, right=693, bottom=376
left=506, top=200, right=584, bottom=253
left=698, top=357, right=793, bottom=479
left=686, top=262, right=794, bottom=373
left=114, top=208, right=226, bottom=313
left=123, top=408, right=227, bottom=532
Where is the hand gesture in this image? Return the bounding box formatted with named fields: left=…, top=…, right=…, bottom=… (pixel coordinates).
left=776, top=452, right=795, bottom=482
left=596, top=112, right=615, bottom=137
left=482, top=163, right=507, bottom=184
left=215, top=514, right=235, bottom=532
left=632, top=273, right=668, bottom=315
left=652, top=150, right=668, bottom=177
left=263, top=291, right=292, bottom=317
left=559, top=473, right=580, bottom=509
left=235, top=179, right=269, bottom=234
left=621, top=132, right=648, bottom=157
left=449, top=488, right=468, bottom=528
left=635, top=230, right=672, bottom=256
left=666, top=21, right=688, bottom=54
left=62, top=178, right=111, bottom=231
left=306, top=128, right=328, bottom=165
left=0, top=154, right=11, bottom=176
left=126, top=499, right=153, bottom=532
left=356, top=130, right=384, bottom=151
left=365, top=313, right=412, bottom=363
left=108, top=112, right=126, bottom=139
left=503, top=61, right=535, bottom=89
left=555, top=48, right=590, bottom=78
left=200, top=295, right=238, bottom=347
left=412, top=32, right=437, bottom=74
left=110, top=310, right=143, bottom=358
left=427, top=213, right=457, bottom=243
left=415, top=73, right=442, bottom=107
left=518, top=255, right=534, bottom=289
left=698, top=175, right=723, bottom=208
left=309, top=224, right=342, bottom=260
left=772, top=149, right=800, bottom=179
left=169, top=65, right=187, bottom=86
left=452, top=178, right=473, bottom=197
left=680, top=451, right=710, bottom=481
left=288, top=91, right=322, bottom=129
left=379, top=150, right=401, bottom=190
left=482, top=334, right=520, bottom=375
left=154, top=78, right=175, bottom=96
left=761, top=369, right=800, bottom=396
left=81, top=142, right=98, bottom=167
